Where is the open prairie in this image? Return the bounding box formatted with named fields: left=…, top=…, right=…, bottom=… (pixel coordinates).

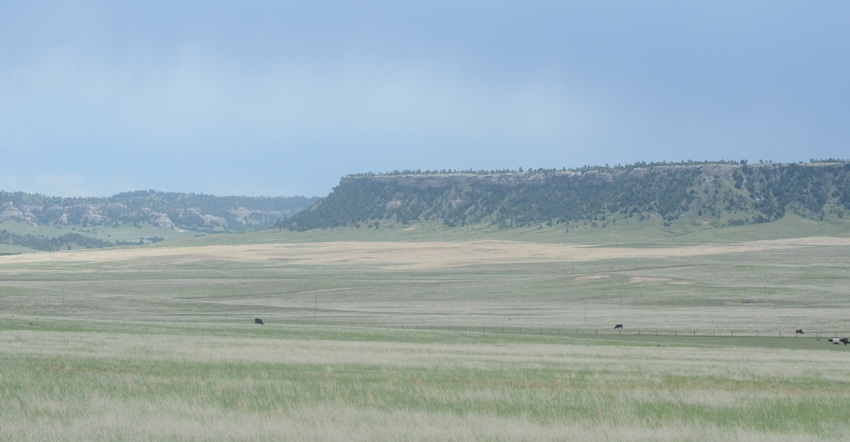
left=1, top=233, right=850, bottom=440
left=2, top=236, right=850, bottom=332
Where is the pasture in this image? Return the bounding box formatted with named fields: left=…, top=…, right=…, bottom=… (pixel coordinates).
left=1, top=230, right=850, bottom=440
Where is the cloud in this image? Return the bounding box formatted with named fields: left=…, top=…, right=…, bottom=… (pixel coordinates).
left=2, top=1, right=848, bottom=197
left=3, top=45, right=598, bottom=152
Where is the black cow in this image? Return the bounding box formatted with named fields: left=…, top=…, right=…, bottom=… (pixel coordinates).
left=795, top=328, right=804, bottom=335
left=254, top=318, right=264, bottom=325
left=614, top=324, right=623, bottom=329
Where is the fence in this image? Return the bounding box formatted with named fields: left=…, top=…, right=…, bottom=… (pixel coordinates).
left=9, top=314, right=847, bottom=338
left=115, top=319, right=850, bottom=338
left=349, top=324, right=849, bottom=338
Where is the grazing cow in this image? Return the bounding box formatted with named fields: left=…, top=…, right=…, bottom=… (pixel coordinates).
left=828, top=338, right=848, bottom=345
left=254, top=318, right=264, bottom=325
left=614, top=324, right=623, bottom=329
left=795, top=329, right=804, bottom=335
left=842, top=338, right=849, bottom=345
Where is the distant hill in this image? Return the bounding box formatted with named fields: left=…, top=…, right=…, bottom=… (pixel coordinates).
left=0, top=190, right=318, bottom=252
left=282, top=160, right=850, bottom=233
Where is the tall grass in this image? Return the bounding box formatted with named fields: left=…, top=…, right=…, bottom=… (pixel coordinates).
left=2, top=320, right=849, bottom=441
left=2, top=229, right=850, bottom=440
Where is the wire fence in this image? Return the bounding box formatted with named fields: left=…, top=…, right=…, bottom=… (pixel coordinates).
left=8, top=314, right=848, bottom=339
left=349, top=324, right=850, bottom=339
left=129, top=318, right=850, bottom=339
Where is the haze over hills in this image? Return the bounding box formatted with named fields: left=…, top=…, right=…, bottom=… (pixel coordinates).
left=3, top=160, right=850, bottom=253
left=283, top=160, right=850, bottom=234
left=0, top=191, right=318, bottom=252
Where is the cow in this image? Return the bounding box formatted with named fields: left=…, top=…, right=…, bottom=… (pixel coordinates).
left=254, top=318, right=264, bottom=325
left=614, top=324, right=623, bottom=329
left=795, top=328, right=804, bottom=335
left=828, top=338, right=848, bottom=345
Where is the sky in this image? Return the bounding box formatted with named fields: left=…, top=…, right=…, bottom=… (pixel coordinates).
left=2, top=1, right=849, bottom=198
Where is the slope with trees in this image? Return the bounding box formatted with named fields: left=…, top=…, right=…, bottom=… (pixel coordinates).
left=0, top=191, right=318, bottom=251
left=282, top=161, right=850, bottom=232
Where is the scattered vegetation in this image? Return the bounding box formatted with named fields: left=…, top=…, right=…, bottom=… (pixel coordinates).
left=0, top=190, right=318, bottom=251
left=2, top=202, right=850, bottom=440
left=282, top=160, right=850, bottom=232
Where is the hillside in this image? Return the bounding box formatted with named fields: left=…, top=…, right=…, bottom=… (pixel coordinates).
left=282, top=161, right=850, bottom=234
left=0, top=190, right=318, bottom=252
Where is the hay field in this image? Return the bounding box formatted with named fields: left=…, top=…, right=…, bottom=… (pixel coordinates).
left=1, top=236, right=849, bottom=333
left=2, top=236, right=850, bottom=440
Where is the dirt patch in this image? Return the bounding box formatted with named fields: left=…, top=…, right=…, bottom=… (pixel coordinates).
left=575, top=274, right=611, bottom=281
left=627, top=277, right=693, bottom=286
left=629, top=277, right=673, bottom=284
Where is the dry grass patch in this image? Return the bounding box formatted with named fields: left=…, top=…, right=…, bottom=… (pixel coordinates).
left=1, top=323, right=849, bottom=441
left=4, top=237, right=850, bottom=270
left=2, top=235, right=850, bottom=439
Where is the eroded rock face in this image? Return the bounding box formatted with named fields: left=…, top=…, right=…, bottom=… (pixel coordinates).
left=340, top=172, right=554, bottom=191
left=229, top=207, right=252, bottom=225
left=153, top=213, right=177, bottom=229
left=288, top=162, right=850, bottom=232
left=0, top=202, right=38, bottom=226
left=201, top=214, right=227, bottom=228
left=0, top=191, right=316, bottom=233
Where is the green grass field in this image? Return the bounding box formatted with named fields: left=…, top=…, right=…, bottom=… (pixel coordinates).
left=2, top=320, right=848, bottom=441
left=1, top=223, right=849, bottom=440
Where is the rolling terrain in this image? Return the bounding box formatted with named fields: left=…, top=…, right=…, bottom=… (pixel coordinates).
left=1, top=161, right=850, bottom=440
left=2, top=225, right=850, bottom=440
left=0, top=190, right=318, bottom=253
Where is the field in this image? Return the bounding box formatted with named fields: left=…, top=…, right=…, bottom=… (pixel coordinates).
left=2, top=226, right=850, bottom=440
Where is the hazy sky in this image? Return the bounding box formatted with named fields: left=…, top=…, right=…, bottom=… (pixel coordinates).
left=2, top=1, right=848, bottom=197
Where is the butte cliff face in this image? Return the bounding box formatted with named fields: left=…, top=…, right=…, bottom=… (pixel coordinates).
left=284, top=162, right=850, bottom=232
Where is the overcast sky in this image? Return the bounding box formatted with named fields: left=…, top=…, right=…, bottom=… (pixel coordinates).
left=2, top=1, right=848, bottom=197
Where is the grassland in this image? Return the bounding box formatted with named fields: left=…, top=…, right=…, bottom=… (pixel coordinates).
left=2, top=320, right=849, bottom=441
left=1, top=223, right=850, bottom=440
